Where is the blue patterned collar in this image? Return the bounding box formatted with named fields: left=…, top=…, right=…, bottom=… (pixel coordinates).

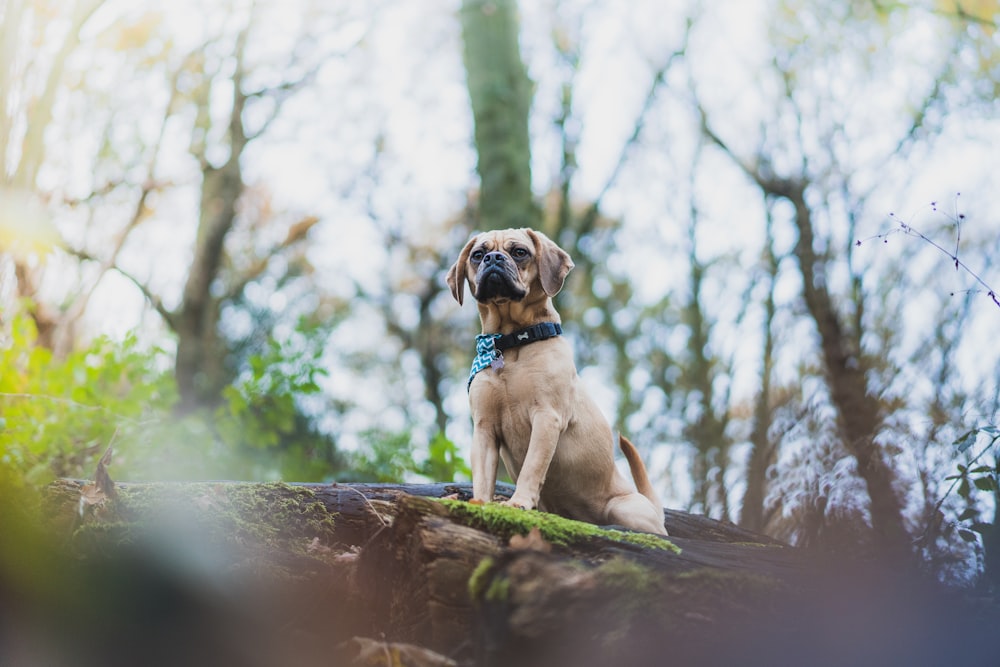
left=466, top=323, right=562, bottom=392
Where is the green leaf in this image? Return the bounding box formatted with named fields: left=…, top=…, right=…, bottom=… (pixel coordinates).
left=957, top=508, right=979, bottom=522
left=958, top=529, right=978, bottom=543
left=421, top=432, right=471, bottom=481
left=953, top=429, right=978, bottom=453
left=973, top=476, right=999, bottom=492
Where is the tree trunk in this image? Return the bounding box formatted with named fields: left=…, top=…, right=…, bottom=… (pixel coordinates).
left=173, top=28, right=251, bottom=409
left=699, top=116, right=910, bottom=553
left=782, top=184, right=909, bottom=553
left=3, top=0, right=103, bottom=355
left=740, top=209, right=779, bottom=532
left=459, top=0, right=539, bottom=231
left=682, top=231, right=731, bottom=520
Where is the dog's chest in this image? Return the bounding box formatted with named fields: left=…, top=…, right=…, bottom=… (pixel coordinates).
left=468, top=340, right=576, bottom=444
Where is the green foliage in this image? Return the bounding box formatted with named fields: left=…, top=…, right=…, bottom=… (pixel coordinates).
left=0, top=315, right=176, bottom=485
left=218, top=326, right=326, bottom=449
left=342, top=430, right=416, bottom=483
left=212, top=322, right=345, bottom=481
left=421, top=431, right=472, bottom=481
left=943, top=425, right=1000, bottom=541
left=346, top=430, right=470, bottom=483
left=0, top=312, right=349, bottom=484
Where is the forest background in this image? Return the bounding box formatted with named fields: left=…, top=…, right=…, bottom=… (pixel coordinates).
left=2, top=0, right=999, bottom=585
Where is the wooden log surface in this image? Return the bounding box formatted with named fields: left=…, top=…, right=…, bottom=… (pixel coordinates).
left=34, top=479, right=1000, bottom=667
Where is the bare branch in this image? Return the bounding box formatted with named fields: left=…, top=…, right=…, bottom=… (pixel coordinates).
left=9, top=0, right=104, bottom=189
left=67, top=247, right=176, bottom=329
left=222, top=215, right=322, bottom=301
left=577, top=34, right=689, bottom=235
left=242, top=10, right=367, bottom=143
left=61, top=66, right=180, bottom=329
left=243, top=64, right=323, bottom=142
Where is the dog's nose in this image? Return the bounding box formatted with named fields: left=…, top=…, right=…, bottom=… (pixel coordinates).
left=482, top=251, right=507, bottom=266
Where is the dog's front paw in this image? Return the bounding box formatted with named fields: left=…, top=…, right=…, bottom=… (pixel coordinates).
left=501, top=497, right=534, bottom=511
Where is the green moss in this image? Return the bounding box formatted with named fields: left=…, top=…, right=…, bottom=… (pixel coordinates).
left=485, top=574, right=510, bottom=602
left=111, top=482, right=337, bottom=547
left=72, top=521, right=135, bottom=551
left=468, top=556, right=511, bottom=604
left=436, top=499, right=680, bottom=554
left=592, top=557, right=665, bottom=629
left=674, top=567, right=782, bottom=593
left=596, top=556, right=660, bottom=592
left=67, top=482, right=341, bottom=579
left=468, top=556, right=497, bottom=600
left=223, top=482, right=339, bottom=545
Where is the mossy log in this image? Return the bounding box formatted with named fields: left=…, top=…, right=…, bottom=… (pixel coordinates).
left=35, top=479, right=998, bottom=667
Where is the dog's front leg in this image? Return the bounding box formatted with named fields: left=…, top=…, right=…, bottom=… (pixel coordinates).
left=470, top=426, right=500, bottom=502
left=505, top=411, right=562, bottom=510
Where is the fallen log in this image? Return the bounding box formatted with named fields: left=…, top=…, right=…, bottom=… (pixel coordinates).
left=29, top=479, right=1000, bottom=667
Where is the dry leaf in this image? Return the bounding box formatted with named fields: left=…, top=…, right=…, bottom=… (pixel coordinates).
left=508, top=526, right=551, bottom=553
left=334, top=551, right=360, bottom=565
left=306, top=537, right=334, bottom=555
left=340, top=636, right=457, bottom=667
left=93, top=445, right=118, bottom=500
left=78, top=445, right=118, bottom=517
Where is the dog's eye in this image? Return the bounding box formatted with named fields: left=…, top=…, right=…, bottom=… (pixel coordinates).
left=470, top=250, right=485, bottom=262
left=512, top=247, right=529, bottom=259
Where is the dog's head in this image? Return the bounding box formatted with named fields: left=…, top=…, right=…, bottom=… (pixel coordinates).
left=446, top=228, right=574, bottom=306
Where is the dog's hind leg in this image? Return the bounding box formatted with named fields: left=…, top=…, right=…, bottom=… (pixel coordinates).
left=605, top=493, right=668, bottom=535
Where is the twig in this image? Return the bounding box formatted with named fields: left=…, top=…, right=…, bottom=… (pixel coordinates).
left=340, top=485, right=389, bottom=528
left=0, top=392, right=113, bottom=411
left=0, top=393, right=155, bottom=427
left=856, top=196, right=999, bottom=309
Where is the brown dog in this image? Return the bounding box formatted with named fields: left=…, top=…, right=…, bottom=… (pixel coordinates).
left=446, top=228, right=667, bottom=535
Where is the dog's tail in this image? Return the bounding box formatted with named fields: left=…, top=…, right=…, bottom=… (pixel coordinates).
left=619, top=434, right=662, bottom=510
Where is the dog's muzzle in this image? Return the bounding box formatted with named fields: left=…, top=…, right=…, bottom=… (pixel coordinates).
left=475, top=254, right=525, bottom=302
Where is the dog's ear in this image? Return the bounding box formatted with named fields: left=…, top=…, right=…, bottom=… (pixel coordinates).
left=526, top=229, right=574, bottom=296
left=446, top=234, right=478, bottom=305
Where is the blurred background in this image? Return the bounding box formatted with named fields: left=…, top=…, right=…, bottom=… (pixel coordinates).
left=1, top=0, right=999, bottom=583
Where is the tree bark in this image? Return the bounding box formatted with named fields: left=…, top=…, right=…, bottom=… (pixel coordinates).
left=173, top=27, right=252, bottom=409
left=779, top=182, right=909, bottom=552
left=682, top=225, right=732, bottom=520
left=740, top=208, right=780, bottom=532
left=459, top=0, right=539, bottom=231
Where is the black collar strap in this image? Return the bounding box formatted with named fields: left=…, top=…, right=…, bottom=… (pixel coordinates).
left=494, top=322, right=562, bottom=351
